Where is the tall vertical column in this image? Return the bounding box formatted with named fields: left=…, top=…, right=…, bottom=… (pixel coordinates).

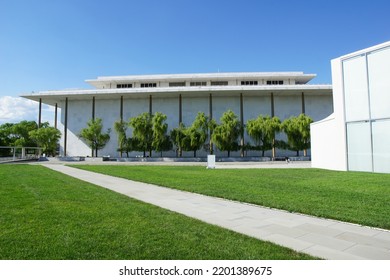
left=91, top=96, right=96, bottom=157
left=149, top=95, right=153, bottom=115
left=301, top=92, right=307, bottom=156
left=64, top=97, right=68, bottom=157
left=178, top=94, right=182, bottom=124
left=38, top=98, right=42, bottom=128
left=209, top=93, right=213, bottom=120
left=240, top=93, right=244, bottom=157
left=120, top=96, right=123, bottom=121
left=92, top=96, right=95, bottom=120
left=118, top=96, right=124, bottom=158
left=209, top=93, right=213, bottom=155
left=271, top=93, right=276, bottom=159
left=54, top=103, right=58, bottom=129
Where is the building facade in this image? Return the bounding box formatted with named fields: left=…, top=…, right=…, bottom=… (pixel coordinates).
left=22, top=72, right=332, bottom=158
left=311, top=41, right=390, bottom=173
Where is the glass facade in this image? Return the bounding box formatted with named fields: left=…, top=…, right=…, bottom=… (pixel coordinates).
left=343, top=46, right=390, bottom=173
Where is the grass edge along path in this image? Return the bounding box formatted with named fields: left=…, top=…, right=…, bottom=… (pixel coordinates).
left=0, top=164, right=315, bottom=260
left=71, top=165, right=390, bottom=230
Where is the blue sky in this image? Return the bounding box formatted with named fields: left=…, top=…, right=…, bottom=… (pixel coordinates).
left=0, top=0, right=389, bottom=124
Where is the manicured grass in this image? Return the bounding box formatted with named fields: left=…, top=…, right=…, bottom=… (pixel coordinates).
left=0, top=165, right=314, bottom=260
left=72, top=165, right=390, bottom=230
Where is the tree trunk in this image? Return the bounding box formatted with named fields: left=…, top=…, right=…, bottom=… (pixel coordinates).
left=262, top=149, right=265, bottom=157
left=228, top=150, right=230, bottom=157
left=296, top=150, right=299, bottom=156
left=95, top=148, right=98, bottom=157
left=160, top=151, right=163, bottom=157
left=143, top=150, right=146, bottom=157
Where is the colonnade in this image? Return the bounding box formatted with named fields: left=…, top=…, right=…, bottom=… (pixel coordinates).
left=38, top=92, right=307, bottom=157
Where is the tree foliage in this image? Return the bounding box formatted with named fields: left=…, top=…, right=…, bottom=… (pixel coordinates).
left=1, top=121, right=60, bottom=157
left=129, top=113, right=153, bottom=157
left=169, top=112, right=212, bottom=157
left=114, top=120, right=128, bottom=157
left=281, top=114, right=313, bottom=156
left=246, top=115, right=281, bottom=156
left=152, top=112, right=169, bottom=156
left=11, top=120, right=39, bottom=147
left=129, top=112, right=170, bottom=157
left=79, top=118, right=111, bottom=157
left=212, top=110, right=242, bottom=157
left=170, top=122, right=186, bottom=157
left=183, top=112, right=210, bottom=157
left=29, top=127, right=61, bottom=156
left=0, top=123, right=15, bottom=156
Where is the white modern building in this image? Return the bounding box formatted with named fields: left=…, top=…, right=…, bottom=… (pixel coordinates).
left=311, top=41, right=390, bottom=173
left=22, top=72, right=332, bottom=158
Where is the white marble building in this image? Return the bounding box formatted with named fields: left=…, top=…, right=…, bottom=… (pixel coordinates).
left=22, top=72, right=332, bottom=158
left=311, top=41, right=390, bottom=173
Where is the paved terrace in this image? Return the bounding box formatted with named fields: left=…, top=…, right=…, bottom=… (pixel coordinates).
left=43, top=163, right=390, bottom=260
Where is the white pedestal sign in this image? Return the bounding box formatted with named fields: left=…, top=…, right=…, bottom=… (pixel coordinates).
left=207, top=155, right=216, bottom=169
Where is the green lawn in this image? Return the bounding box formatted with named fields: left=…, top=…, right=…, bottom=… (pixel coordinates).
left=72, top=165, right=390, bottom=230
left=0, top=165, right=314, bottom=260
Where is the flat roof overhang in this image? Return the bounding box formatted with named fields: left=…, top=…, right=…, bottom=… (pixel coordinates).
left=21, top=85, right=332, bottom=107
left=86, top=72, right=317, bottom=88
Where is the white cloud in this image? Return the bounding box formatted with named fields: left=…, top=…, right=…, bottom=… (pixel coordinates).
left=0, top=96, right=56, bottom=125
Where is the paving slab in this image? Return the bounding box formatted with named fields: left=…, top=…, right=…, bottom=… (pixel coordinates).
left=302, top=245, right=366, bottom=260
left=336, top=232, right=390, bottom=250
left=344, top=244, right=390, bottom=260
left=43, top=164, right=390, bottom=260
left=297, top=233, right=356, bottom=251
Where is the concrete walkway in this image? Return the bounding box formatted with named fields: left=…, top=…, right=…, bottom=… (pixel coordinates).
left=43, top=164, right=390, bottom=260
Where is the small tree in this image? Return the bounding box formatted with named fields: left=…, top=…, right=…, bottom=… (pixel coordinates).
left=160, top=135, right=173, bottom=157
left=29, top=126, right=61, bottom=156
left=170, top=123, right=186, bottom=157
left=126, top=137, right=143, bottom=154
left=212, top=110, right=242, bottom=157
left=114, top=120, right=128, bottom=157
left=183, top=126, right=201, bottom=157
left=129, top=113, right=153, bottom=157
left=246, top=115, right=281, bottom=157
left=208, top=118, right=217, bottom=155
left=79, top=118, right=111, bottom=157
left=184, top=112, right=210, bottom=157
left=11, top=120, right=39, bottom=147
left=281, top=114, right=313, bottom=156
left=0, top=123, right=16, bottom=156
left=152, top=112, right=170, bottom=157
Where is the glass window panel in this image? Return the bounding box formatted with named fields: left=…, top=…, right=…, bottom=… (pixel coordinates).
left=367, top=47, right=390, bottom=120
left=372, top=119, right=390, bottom=173
left=343, top=56, right=369, bottom=122
left=347, top=122, right=372, bottom=172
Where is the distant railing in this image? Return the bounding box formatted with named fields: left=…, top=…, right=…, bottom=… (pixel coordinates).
left=0, top=146, right=42, bottom=162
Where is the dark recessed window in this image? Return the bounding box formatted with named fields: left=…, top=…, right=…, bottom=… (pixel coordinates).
left=169, top=82, right=186, bottom=87
left=140, top=83, right=157, bottom=88
left=266, top=80, right=284, bottom=85
left=241, top=81, right=258, bottom=86
left=190, top=81, right=207, bottom=86
left=117, top=84, right=133, bottom=88
left=210, top=81, right=228, bottom=86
